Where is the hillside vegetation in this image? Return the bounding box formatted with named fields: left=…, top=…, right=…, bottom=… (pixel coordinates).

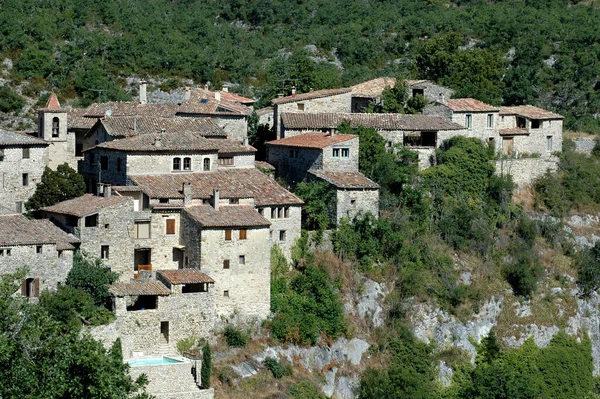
left=1, top=0, right=600, bottom=131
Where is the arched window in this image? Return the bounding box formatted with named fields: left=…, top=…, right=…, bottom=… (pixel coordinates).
left=52, top=117, right=60, bottom=137
left=173, top=157, right=181, bottom=171
left=183, top=157, right=192, bottom=170
left=203, top=158, right=210, bottom=171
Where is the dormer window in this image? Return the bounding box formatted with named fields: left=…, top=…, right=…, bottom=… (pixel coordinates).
left=183, top=157, right=192, bottom=170
left=173, top=157, right=181, bottom=171
left=52, top=117, right=59, bottom=137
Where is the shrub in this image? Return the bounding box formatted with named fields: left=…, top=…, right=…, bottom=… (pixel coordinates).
left=287, top=381, right=326, bottom=399
left=503, top=251, right=542, bottom=297
left=263, top=357, right=284, bottom=379
left=224, top=324, right=248, bottom=347
left=66, top=251, right=118, bottom=308
left=176, top=337, right=196, bottom=355
left=0, top=86, right=25, bottom=113
left=575, top=241, right=600, bottom=297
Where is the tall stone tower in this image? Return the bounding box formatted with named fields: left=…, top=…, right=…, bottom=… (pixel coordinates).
left=38, top=93, right=75, bottom=169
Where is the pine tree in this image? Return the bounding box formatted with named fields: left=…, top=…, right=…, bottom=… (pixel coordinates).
left=201, top=342, right=212, bottom=389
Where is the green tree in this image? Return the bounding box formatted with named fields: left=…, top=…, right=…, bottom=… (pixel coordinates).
left=0, top=86, right=26, bottom=113
left=294, top=181, right=336, bottom=231
left=201, top=342, right=212, bottom=389
left=25, top=163, right=86, bottom=216
left=66, top=251, right=119, bottom=308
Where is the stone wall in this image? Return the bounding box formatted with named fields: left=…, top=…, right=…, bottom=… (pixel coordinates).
left=224, top=153, right=254, bottom=168
left=321, top=137, right=359, bottom=173
left=335, top=188, right=379, bottom=224
left=498, top=115, right=563, bottom=158
left=573, top=137, right=597, bottom=154
left=268, top=146, right=323, bottom=184
left=0, top=144, right=48, bottom=212
left=258, top=205, right=302, bottom=259
left=181, top=211, right=271, bottom=319
left=0, top=244, right=73, bottom=294
left=494, top=157, right=559, bottom=186
left=211, top=115, right=248, bottom=142
left=409, top=81, right=454, bottom=104
left=275, top=92, right=353, bottom=138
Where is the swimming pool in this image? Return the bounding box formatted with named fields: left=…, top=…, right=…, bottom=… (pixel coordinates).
left=128, top=357, right=184, bottom=367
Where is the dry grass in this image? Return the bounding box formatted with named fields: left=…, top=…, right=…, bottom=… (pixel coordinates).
left=564, top=129, right=597, bottom=140
left=513, top=184, right=536, bottom=211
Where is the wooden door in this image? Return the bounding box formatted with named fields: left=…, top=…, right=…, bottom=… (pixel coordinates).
left=503, top=137, right=514, bottom=155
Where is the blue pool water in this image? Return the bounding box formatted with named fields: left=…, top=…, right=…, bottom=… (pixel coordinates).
left=128, top=357, right=184, bottom=367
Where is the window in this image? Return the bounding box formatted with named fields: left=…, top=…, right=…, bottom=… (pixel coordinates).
left=159, top=198, right=169, bottom=204
left=351, top=199, right=356, bottom=208
left=547, top=136, right=553, bottom=152
left=279, top=230, right=286, bottom=241
left=532, top=119, right=541, bottom=129
left=465, top=114, right=472, bottom=129
left=223, top=259, right=230, bottom=269
left=36, top=245, right=42, bottom=254
left=52, top=117, right=59, bottom=137
left=183, top=157, right=191, bottom=170
left=22, top=277, right=39, bottom=298
left=100, top=156, right=108, bottom=170
left=271, top=208, right=276, bottom=219
left=517, top=116, right=526, bottom=129
left=22, top=147, right=30, bottom=159
left=172, top=157, right=181, bottom=171
left=223, top=290, right=229, bottom=297
left=278, top=207, right=283, bottom=218
left=258, top=208, right=264, bottom=216
left=101, top=245, right=109, bottom=260
left=284, top=207, right=290, bottom=218
left=239, top=229, right=247, bottom=240
left=289, top=149, right=299, bottom=158
left=58, top=250, right=63, bottom=259
left=85, top=214, right=98, bottom=227
left=332, top=148, right=340, bottom=158
left=22, top=173, right=28, bottom=187
left=218, top=157, right=234, bottom=166
left=297, top=103, right=305, bottom=111
left=89, top=154, right=95, bottom=166
left=76, top=143, right=84, bottom=157
left=225, top=229, right=232, bottom=241
left=229, top=199, right=239, bottom=204
left=104, top=223, right=110, bottom=229
left=116, top=158, right=122, bottom=172
left=341, top=148, right=349, bottom=158
left=6, top=249, right=11, bottom=256
left=203, top=158, right=210, bottom=171
left=487, top=114, right=494, bottom=128
left=239, top=255, right=245, bottom=265
left=166, top=219, right=176, bottom=235
left=134, top=222, right=150, bottom=239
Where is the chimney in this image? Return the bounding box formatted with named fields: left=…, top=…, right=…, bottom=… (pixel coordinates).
left=182, top=183, right=192, bottom=205
left=212, top=189, right=219, bottom=211
left=222, top=86, right=228, bottom=92
left=204, top=83, right=209, bottom=91
left=215, top=91, right=221, bottom=102
left=184, top=87, right=191, bottom=101
left=291, top=86, right=296, bottom=98
left=243, top=137, right=248, bottom=146
left=133, top=118, right=137, bottom=133
left=104, top=184, right=112, bottom=198
left=97, top=182, right=105, bottom=196
left=439, top=93, right=445, bottom=103
left=139, top=80, right=147, bottom=105
left=328, top=128, right=335, bottom=137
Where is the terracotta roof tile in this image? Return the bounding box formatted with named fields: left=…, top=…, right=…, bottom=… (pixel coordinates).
left=158, top=269, right=215, bottom=285
left=84, top=102, right=179, bottom=118
left=351, top=77, right=397, bottom=98
left=500, top=128, right=529, bottom=135
left=309, top=170, right=379, bottom=189
left=266, top=132, right=357, bottom=149
left=177, top=88, right=251, bottom=116
left=184, top=204, right=270, bottom=228
left=93, top=132, right=220, bottom=152
left=272, top=88, right=351, bottom=105
left=42, top=194, right=130, bottom=217
left=256, top=107, right=273, bottom=116
left=0, top=130, right=47, bottom=146
left=0, top=214, right=80, bottom=247
left=109, top=281, right=170, bottom=297
left=499, top=105, right=564, bottom=119
left=255, top=161, right=275, bottom=170
left=67, top=108, right=97, bottom=130
left=45, top=93, right=61, bottom=109
left=91, top=116, right=226, bottom=138
left=219, top=90, right=254, bottom=105
left=131, top=169, right=303, bottom=206
left=280, top=112, right=464, bottom=131
left=443, top=98, right=499, bottom=112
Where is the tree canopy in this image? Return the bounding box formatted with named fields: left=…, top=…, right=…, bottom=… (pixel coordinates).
left=25, top=163, right=86, bottom=216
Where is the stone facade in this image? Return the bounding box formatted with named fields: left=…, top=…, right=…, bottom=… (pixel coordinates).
left=180, top=209, right=271, bottom=319
left=210, top=115, right=248, bottom=142
left=335, top=188, right=379, bottom=223
left=0, top=143, right=48, bottom=213
left=0, top=243, right=74, bottom=296
left=258, top=205, right=302, bottom=259
left=494, top=157, right=559, bottom=187
left=129, top=360, right=214, bottom=399
left=497, top=113, right=563, bottom=159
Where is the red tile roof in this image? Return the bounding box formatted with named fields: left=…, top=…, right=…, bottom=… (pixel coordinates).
left=0, top=214, right=79, bottom=247
left=219, top=90, right=254, bottom=105
left=0, top=130, right=48, bottom=146
left=84, top=102, right=179, bottom=118
left=500, top=128, right=529, bottom=136
left=266, top=132, right=357, bottom=149
left=184, top=205, right=270, bottom=228
left=500, top=105, right=564, bottom=119
left=42, top=194, right=130, bottom=217
left=109, top=281, right=170, bottom=297
left=177, top=88, right=251, bottom=116
left=280, top=112, right=464, bottom=131
left=272, top=88, right=351, bottom=105
left=158, top=269, right=215, bottom=285
left=131, top=168, right=303, bottom=206
left=45, top=93, right=61, bottom=109
left=67, top=108, right=98, bottom=130
left=444, top=98, right=499, bottom=112
left=255, top=161, right=275, bottom=171
left=309, top=170, right=379, bottom=189
left=90, top=116, right=226, bottom=138
left=93, top=132, right=220, bottom=152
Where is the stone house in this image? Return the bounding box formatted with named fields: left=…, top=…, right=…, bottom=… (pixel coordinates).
left=278, top=112, right=465, bottom=168
left=0, top=213, right=79, bottom=298
left=79, top=131, right=254, bottom=192
left=266, top=132, right=379, bottom=223
left=350, top=77, right=454, bottom=112
left=181, top=201, right=271, bottom=319
left=0, top=129, right=49, bottom=213
left=256, top=106, right=275, bottom=130
left=41, top=193, right=140, bottom=280
left=272, top=88, right=353, bottom=138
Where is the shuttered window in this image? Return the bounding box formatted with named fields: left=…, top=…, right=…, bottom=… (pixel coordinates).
left=225, top=230, right=232, bottom=241
left=166, top=219, right=176, bottom=235
left=239, top=229, right=247, bottom=240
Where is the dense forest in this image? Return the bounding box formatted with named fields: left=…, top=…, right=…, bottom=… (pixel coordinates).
left=1, top=0, right=600, bottom=131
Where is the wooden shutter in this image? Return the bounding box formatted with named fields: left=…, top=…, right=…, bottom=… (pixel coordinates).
left=239, top=229, right=247, bottom=240
left=34, top=278, right=40, bottom=297
left=223, top=260, right=230, bottom=269
left=21, top=280, right=27, bottom=296
left=166, top=219, right=176, bottom=235
left=225, top=230, right=232, bottom=241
